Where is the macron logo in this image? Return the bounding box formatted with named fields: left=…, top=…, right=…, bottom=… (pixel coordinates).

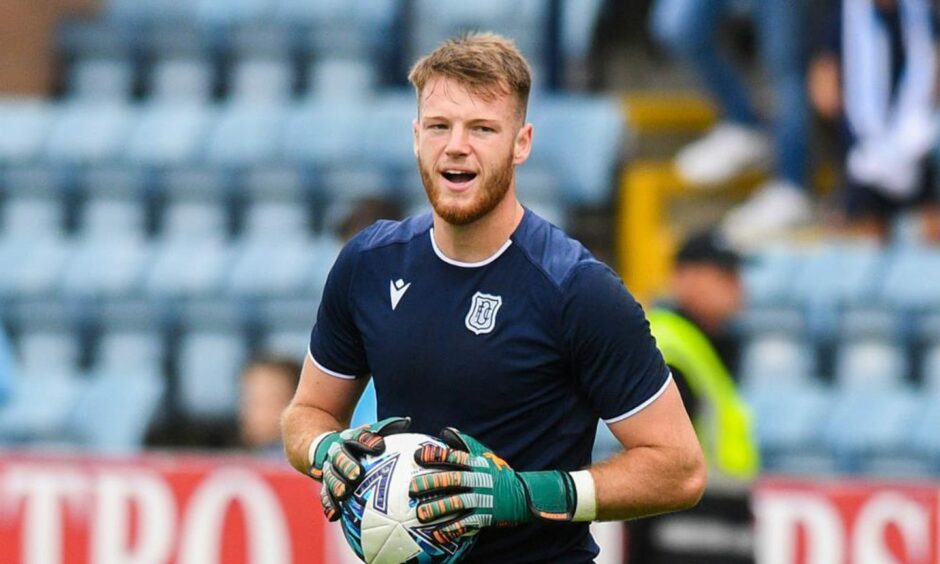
left=390, top=279, right=411, bottom=310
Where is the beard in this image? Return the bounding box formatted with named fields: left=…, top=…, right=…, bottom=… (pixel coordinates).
left=418, top=153, right=514, bottom=226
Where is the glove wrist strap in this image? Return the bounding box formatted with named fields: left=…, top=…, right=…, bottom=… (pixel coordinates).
left=308, top=431, right=336, bottom=469
left=517, top=471, right=577, bottom=522
left=569, top=470, right=597, bottom=522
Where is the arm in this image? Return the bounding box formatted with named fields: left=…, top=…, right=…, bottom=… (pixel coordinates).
left=281, top=354, right=368, bottom=474
left=590, top=378, right=706, bottom=520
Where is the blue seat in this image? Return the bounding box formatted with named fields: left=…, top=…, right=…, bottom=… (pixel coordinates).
left=0, top=100, right=56, bottom=166
left=148, top=58, right=214, bottom=103
left=60, top=235, right=151, bottom=298
left=275, top=0, right=399, bottom=58
left=157, top=167, right=230, bottom=240
left=79, top=166, right=149, bottom=239
left=739, top=332, right=816, bottom=391
left=0, top=236, right=70, bottom=300
left=0, top=372, right=83, bottom=445
left=284, top=100, right=367, bottom=168
left=176, top=326, right=248, bottom=420
left=204, top=103, right=285, bottom=167
left=0, top=167, right=67, bottom=238
left=409, top=0, right=549, bottom=86
left=741, top=245, right=802, bottom=307
left=527, top=95, right=625, bottom=204
left=834, top=337, right=908, bottom=391
left=790, top=241, right=884, bottom=308
left=881, top=246, right=940, bottom=311
left=226, top=234, right=337, bottom=298
left=67, top=58, right=135, bottom=101
left=229, top=58, right=295, bottom=103
left=145, top=239, right=233, bottom=299
left=125, top=103, right=213, bottom=166
left=307, top=58, right=377, bottom=100
left=194, top=0, right=274, bottom=28
left=44, top=102, right=136, bottom=165
left=70, top=368, right=165, bottom=452
left=823, top=387, right=922, bottom=475
left=744, top=384, right=835, bottom=475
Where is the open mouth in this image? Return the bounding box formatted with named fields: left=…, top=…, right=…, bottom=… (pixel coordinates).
left=441, top=170, right=478, bottom=186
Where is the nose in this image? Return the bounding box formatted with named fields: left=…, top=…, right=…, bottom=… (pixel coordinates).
left=444, top=126, right=470, bottom=157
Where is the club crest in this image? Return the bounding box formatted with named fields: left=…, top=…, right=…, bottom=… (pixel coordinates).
left=465, top=292, right=502, bottom=335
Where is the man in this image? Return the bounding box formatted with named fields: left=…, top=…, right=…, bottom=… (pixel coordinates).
left=628, top=230, right=758, bottom=562
left=650, top=0, right=812, bottom=243
left=281, top=33, right=705, bottom=562
left=238, top=355, right=301, bottom=457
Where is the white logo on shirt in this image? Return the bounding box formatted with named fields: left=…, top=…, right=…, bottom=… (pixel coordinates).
left=465, top=292, right=502, bottom=335
left=390, top=279, right=411, bottom=310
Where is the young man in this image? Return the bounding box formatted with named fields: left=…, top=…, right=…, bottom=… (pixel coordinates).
left=281, top=33, right=705, bottom=562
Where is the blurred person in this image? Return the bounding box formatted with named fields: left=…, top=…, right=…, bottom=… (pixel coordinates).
left=809, top=0, right=938, bottom=240
left=282, top=33, right=705, bottom=562
left=629, top=229, right=758, bottom=563
left=650, top=0, right=813, bottom=242
left=239, top=355, right=301, bottom=457
left=336, top=196, right=404, bottom=243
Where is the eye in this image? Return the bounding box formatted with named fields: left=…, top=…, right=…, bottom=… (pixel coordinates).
left=427, top=123, right=448, bottom=131
left=473, top=125, right=495, bottom=133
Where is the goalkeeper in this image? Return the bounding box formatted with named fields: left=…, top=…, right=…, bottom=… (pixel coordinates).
left=282, top=32, right=706, bottom=562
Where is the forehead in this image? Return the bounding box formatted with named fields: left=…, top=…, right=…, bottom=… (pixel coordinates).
left=418, top=76, right=517, bottom=121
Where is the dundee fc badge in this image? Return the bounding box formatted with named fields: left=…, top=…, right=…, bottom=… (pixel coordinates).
left=465, top=292, right=502, bottom=335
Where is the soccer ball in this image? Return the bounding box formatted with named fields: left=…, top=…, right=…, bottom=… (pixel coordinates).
left=339, top=433, right=476, bottom=564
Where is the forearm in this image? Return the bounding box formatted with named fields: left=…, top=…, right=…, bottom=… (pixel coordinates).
left=280, top=403, right=345, bottom=474
left=589, top=443, right=706, bottom=521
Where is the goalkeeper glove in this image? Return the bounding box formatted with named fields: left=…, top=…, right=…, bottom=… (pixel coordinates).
left=409, top=428, right=596, bottom=544
left=308, top=416, right=411, bottom=521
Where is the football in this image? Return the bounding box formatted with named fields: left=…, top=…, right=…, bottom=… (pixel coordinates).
left=339, top=433, right=476, bottom=564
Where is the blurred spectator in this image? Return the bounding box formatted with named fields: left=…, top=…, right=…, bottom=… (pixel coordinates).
left=0, top=322, right=13, bottom=405
left=809, top=0, right=938, bottom=241
left=629, top=229, right=758, bottom=563
left=239, top=355, right=301, bottom=457
left=650, top=0, right=812, bottom=243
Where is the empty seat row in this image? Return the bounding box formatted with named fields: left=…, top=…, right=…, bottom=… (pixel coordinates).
left=0, top=95, right=624, bottom=205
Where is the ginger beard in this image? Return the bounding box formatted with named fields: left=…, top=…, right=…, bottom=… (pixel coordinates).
left=418, top=150, right=515, bottom=226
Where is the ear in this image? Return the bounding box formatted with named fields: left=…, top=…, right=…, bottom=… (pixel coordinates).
left=412, top=118, right=420, bottom=158
left=513, top=123, right=533, bottom=166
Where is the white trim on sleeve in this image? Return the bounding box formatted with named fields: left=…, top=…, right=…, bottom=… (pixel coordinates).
left=602, top=373, right=673, bottom=424
left=307, top=348, right=358, bottom=380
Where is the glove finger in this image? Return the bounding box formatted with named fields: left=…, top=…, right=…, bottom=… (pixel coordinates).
left=429, top=515, right=488, bottom=545
left=330, top=444, right=365, bottom=483
left=320, top=483, right=340, bottom=522
left=373, top=416, right=411, bottom=437
left=410, top=470, right=493, bottom=497
left=439, top=427, right=471, bottom=451
left=322, top=462, right=352, bottom=502
left=345, top=429, right=386, bottom=457
left=414, top=445, right=472, bottom=470
left=415, top=493, right=488, bottom=523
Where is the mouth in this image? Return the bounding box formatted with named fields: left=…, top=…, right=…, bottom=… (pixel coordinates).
left=440, top=169, right=478, bottom=190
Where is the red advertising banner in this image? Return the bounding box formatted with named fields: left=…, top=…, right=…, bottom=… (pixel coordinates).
left=754, top=477, right=940, bottom=564
left=0, top=452, right=334, bottom=564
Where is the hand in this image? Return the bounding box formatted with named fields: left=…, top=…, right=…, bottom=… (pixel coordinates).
left=308, top=416, right=411, bottom=521
left=409, top=428, right=577, bottom=544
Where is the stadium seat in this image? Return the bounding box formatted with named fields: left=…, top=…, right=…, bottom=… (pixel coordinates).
left=66, top=58, right=135, bottom=101
left=204, top=103, right=286, bottom=167
left=145, top=239, right=233, bottom=299
left=0, top=372, right=83, bottom=445
left=527, top=96, right=626, bottom=204
left=741, top=244, right=802, bottom=307
left=70, top=367, right=166, bottom=452
left=0, top=236, right=70, bottom=300
left=275, top=0, right=400, bottom=59
left=823, top=386, right=922, bottom=475
left=148, top=58, right=214, bottom=103
left=739, top=332, right=816, bottom=391
left=744, top=383, right=835, bottom=475
left=176, top=325, right=248, bottom=420
left=226, top=234, right=338, bottom=299
left=229, top=58, right=295, bottom=103
left=0, top=167, right=67, bottom=238
left=0, top=99, right=57, bottom=166
left=79, top=166, right=149, bottom=239
left=834, top=337, right=908, bottom=391
left=881, top=245, right=940, bottom=311
left=157, top=167, right=230, bottom=239
left=306, top=57, right=377, bottom=100
left=125, top=103, right=213, bottom=166
left=60, top=235, right=151, bottom=298
left=790, top=241, right=884, bottom=308
left=44, top=102, right=136, bottom=165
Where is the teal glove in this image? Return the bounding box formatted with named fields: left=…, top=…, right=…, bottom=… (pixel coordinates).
left=308, top=416, right=411, bottom=521
left=409, top=428, right=578, bottom=544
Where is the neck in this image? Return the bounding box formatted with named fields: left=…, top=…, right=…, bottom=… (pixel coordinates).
left=432, top=191, right=524, bottom=263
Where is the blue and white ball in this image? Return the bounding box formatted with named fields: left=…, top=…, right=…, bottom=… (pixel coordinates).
left=339, top=433, right=476, bottom=564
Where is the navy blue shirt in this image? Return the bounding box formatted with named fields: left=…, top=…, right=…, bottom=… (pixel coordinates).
left=310, top=209, right=670, bottom=563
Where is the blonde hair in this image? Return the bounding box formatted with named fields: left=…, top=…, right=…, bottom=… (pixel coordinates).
left=408, top=32, right=532, bottom=119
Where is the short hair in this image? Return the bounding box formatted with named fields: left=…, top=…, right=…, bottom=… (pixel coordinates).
left=408, top=32, right=532, bottom=120
left=242, top=354, right=302, bottom=390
